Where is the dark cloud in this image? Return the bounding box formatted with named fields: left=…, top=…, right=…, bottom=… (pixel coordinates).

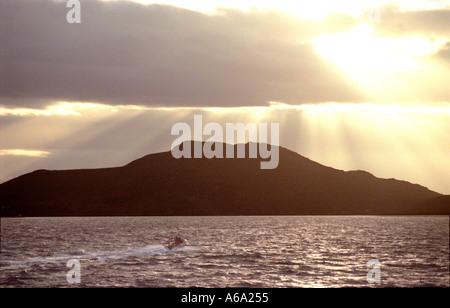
left=0, top=0, right=364, bottom=107
left=372, top=4, right=450, bottom=38
left=433, top=41, right=450, bottom=62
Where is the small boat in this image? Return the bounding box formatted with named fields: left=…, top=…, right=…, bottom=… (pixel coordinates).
left=167, top=236, right=186, bottom=250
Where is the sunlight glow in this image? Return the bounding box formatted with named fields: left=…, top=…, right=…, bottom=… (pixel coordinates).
left=310, top=23, right=446, bottom=101
left=2, top=100, right=449, bottom=193
left=0, top=102, right=152, bottom=117
left=311, top=24, right=442, bottom=73
left=2, top=101, right=450, bottom=117
left=0, top=105, right=81, bottom=117
left=268, top=101, right=450, bottom=115
left=0, top=149, right=51, bottom=158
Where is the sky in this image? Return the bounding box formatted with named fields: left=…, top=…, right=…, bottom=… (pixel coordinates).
left=1, top=0, right=449, bottom=194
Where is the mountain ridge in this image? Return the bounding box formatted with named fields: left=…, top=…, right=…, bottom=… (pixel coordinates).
left=0, top=141, right=447, bottom=216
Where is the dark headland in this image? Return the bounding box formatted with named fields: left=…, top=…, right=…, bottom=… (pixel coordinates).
left=0, top=142, right=448, bottom=217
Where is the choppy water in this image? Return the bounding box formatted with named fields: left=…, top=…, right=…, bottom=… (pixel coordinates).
left=0, top=216, right=448, bottom=288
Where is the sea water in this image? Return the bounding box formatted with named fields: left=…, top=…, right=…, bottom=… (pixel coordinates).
left=0, top=216, right=448, bottom=287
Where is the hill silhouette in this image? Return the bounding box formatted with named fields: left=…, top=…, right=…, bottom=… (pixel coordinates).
left=0, top=141, right=447, bottom=216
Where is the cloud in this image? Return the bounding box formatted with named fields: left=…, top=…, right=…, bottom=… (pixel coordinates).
left=0, top=101, right=156, bottom=116
left=432, top=41, right=450, bottom=63
left=364, top=4, right=450, bottom=68
left=372, top=5, right=450, bottom=38
left=1, top=0, right=365, bottom=108
left=0, top=149, right=51, bottom=158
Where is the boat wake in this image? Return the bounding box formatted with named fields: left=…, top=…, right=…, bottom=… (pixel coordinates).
left=0, top=244, right=192, bottom=270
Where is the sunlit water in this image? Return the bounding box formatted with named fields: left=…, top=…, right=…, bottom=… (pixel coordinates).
left=1, top=216, right=448, bottom=288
